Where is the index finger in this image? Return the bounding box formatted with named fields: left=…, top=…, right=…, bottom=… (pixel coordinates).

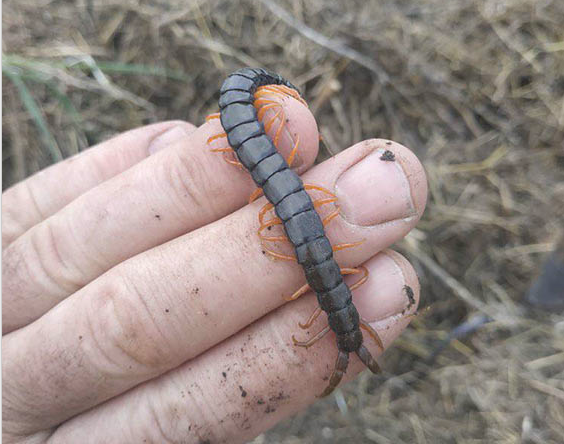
left=1, top=121, right=195, bottom=248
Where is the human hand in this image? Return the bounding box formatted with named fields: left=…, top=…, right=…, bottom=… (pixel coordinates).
left=2, top=91, right=427, bottom=443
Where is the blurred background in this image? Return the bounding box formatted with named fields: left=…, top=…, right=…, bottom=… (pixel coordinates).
left=3, top=0, right=563, bottom=442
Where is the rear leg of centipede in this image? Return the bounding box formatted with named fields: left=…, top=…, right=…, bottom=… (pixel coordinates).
left=356, top=344, right=381, bottom=374
left=319, top=351, right=349, bottom=397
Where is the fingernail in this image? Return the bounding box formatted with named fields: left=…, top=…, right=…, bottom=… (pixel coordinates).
left=353, top=253, right=412, bottom=324
left=149, top=125, right=191, bottom=155
left=335, top=148, right=415, bottom=225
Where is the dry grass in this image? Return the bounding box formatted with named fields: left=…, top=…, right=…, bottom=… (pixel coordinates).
left=3, top=0, right=564, bottom=442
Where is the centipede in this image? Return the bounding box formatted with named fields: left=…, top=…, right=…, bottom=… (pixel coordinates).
left=206, top=68, right=384, bottom=397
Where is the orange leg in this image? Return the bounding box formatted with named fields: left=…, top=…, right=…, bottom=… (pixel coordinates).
left=262, top=245, right=296, bottom=261
left=264, top=108, right=282, bottom=133
left=257, top=102, right=280, bottom=120
left=258, top=202, right=275, bottom=225
left=249, top=187, right=264, bottom=203
left=225, top=157, right=243, bottom=168
left=286, top=135, right=300, bottom=168
left=298, top=306, right=323, bottom=329
left=341, top=266, right=369, bottom=291
left=292, top=325, right=330, bottom=349
left=257, top=213, right=296, bottom=261
left=313, top=197, right=338, bottom=208
left=304, top=184, right=336, bottom=198
left=322, top=207, right=340, bottom=226
left=207, top=133, right=227, bottom=144
left=360, top=319, right=384, bottom=352
left=332, top=240, right=365, bottom=252
left=258, top=217, right=292, bottom=246
left=205, top=112, right=220, bottom=122
left=254, top=97, right=278, bottom=107
left=273, top=109, right=286, bottom=147
left=259, top=216, right=282, bottom=231
left=259, top=85, right=308, bottom=107
left=254, top=88, right=287, bottom=101
left=286, top=282, right=310, bottom=302
left=285, top=265, right=367, bottom=303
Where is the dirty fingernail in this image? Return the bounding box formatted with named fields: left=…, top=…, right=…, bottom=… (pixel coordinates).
left=353, top=252, right=414, bottom=324
left=149, top=125, right=192, bottom=155
left=335, top=148, right=415, bottom=225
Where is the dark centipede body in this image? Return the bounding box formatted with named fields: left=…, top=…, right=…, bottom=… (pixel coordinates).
left=218, top=68, right=380, bottom=396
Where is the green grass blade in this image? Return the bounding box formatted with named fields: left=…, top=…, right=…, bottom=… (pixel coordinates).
left=3, top=63, right=63, bottom=162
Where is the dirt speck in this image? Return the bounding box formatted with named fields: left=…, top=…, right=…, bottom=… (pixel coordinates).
left=404, top=285, right=416, bottom=308
left=239, top=385, right=247, bottom=397
left=380, top=150, right=395, bottom=161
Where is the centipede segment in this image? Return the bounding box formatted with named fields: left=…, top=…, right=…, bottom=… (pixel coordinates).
left=216, top=68, right=384, bottom=396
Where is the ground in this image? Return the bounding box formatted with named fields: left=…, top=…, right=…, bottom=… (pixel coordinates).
left=3, top=0, right=564, bottom=442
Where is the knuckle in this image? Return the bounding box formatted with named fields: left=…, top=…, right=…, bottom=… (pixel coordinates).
left=161, top=149, right=210, bottom=216
left=145, top=395, right=183, bottom=444
left=88, top=271, right=177, bottom=373
left=2, top=182, right=44, bottom=247
left=29, top=221, right=86, bottom=294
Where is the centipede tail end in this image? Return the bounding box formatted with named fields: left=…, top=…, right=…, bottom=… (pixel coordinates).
left=356, top=344, right=381, bottom=374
